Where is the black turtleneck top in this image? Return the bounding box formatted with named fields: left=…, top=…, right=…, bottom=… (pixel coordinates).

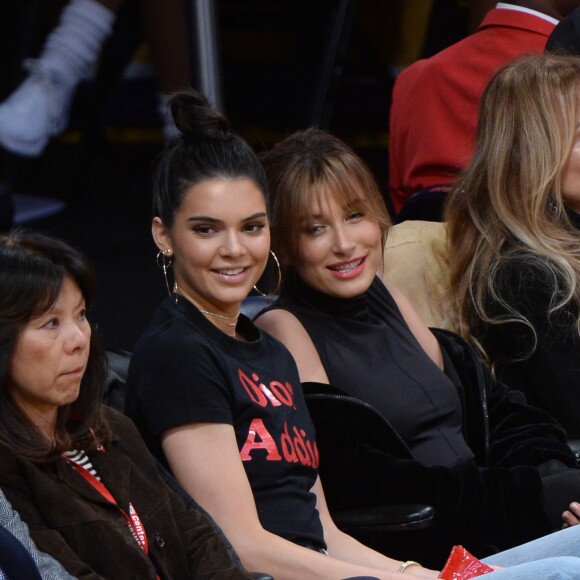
left=476, top=209, right=580, bottom=438
left=262, top=276, right=474, bottom=468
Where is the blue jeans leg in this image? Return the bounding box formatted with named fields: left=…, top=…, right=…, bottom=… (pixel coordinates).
left=482, top=525, right=580, bottom=567
left=482, top=557, right=580, bottom=579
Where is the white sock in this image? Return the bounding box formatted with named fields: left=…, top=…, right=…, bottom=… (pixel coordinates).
left=39, top=0, right=116, bottom=85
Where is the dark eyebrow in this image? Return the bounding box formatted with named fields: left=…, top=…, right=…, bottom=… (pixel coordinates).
left=44, top=294, right=85, bottom=315
left=242, top=212, right=268, bottom=222
left=186, top=212, right=267, bottom=224
left=187, top=216, right=220, bottom=224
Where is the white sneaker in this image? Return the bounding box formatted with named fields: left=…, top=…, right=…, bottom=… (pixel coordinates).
left=0, top=60, right=75, bottom=157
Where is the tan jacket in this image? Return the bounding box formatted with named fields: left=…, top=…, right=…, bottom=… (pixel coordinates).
left=382, top=220, right=457, bottom=330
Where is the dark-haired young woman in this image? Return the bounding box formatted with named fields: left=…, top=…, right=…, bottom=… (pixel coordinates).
left=0, top=229, right=252, bottom=579
left=125, top=91, right=437, bottom=580
left=124, top=91, right=580, bottom=580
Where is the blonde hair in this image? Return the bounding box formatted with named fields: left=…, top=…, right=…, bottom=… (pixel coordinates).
left=259, top=128, right=391, bottom=288
left=445, top=53, right=580, bottom=359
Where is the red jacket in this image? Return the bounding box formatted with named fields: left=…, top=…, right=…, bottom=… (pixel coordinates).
left=388, top=8, right=555, bottom=213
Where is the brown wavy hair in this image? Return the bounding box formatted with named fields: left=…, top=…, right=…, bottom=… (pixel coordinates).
left=445, top=53, right=580, bottom=359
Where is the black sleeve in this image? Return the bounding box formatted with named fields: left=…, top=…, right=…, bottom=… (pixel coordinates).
left=485, top=376, right=577, bottom=470
left=434, top=328, right=577, bottom=470
left=321, top=436, right=551, bottom=567
left=125, top=328, right=235, bottom=463
left=480, top=260, right=580, bottom=438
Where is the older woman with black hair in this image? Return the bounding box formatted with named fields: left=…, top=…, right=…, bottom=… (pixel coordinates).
left=0, top=228, right=252, bottom=580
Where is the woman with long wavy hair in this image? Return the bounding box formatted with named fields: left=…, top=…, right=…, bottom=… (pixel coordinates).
left=445, top=52, right=580, bottom=439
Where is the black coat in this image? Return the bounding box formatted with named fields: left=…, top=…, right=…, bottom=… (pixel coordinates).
left=476, top=255, right=580, bottom=439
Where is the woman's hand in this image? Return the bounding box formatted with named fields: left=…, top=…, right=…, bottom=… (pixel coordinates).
left=562, top=502, right=580, bottom=527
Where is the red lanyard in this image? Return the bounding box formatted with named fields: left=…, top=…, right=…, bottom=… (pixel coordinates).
left=63, top=455, right=149, bottom=554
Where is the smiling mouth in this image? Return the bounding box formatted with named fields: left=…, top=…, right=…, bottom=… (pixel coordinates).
left=327, top=257, right=365, bottom=272
left=213, top=266, right=248, bottom=276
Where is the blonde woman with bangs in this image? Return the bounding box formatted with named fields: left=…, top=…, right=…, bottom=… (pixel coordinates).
left=255, top=127, right=580, bottom=569
left=445, top=52, right=580, bottom=441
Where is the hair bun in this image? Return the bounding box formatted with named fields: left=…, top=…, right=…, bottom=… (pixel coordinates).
left=170, top=91, right=231, bottom=140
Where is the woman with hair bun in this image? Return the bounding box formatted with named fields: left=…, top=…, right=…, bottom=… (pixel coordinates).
left=125, top=91, right=434, bottom=579
left=125, top=90, right=580, bottom=580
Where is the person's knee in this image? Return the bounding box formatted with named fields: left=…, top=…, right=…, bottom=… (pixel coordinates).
left=488, top=557, right=580, bottom=579
left=520, top=556, right=580, bottom=579
left=546, top=556, right=580, bottom=579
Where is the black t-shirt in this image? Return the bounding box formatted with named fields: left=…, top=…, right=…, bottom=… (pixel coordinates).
left=262, top=276, right=474, bottom=468
left=125, top=296, right=325, bottom=550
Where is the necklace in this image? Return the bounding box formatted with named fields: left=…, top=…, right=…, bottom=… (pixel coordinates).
left=197, top=307, right=240, bottom=326
left=174, top=283, right=240, bottom=329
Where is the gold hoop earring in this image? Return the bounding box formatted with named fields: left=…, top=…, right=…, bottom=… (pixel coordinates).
left=156, top=249, right=174, bottom=298
left=253, top=250, right=281, bottom=297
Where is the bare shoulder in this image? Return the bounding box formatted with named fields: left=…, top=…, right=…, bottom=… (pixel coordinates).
left=255, top=308, right=308, bottom=342
left=255, top=309, right=329, bottom=383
